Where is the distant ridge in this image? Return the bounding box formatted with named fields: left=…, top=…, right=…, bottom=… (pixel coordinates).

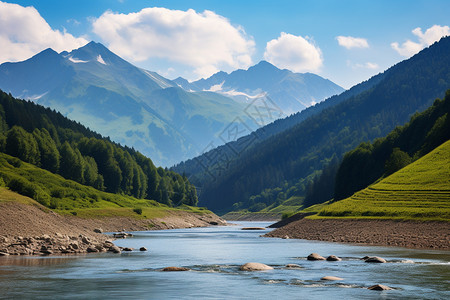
left=174, top=60, right=345, bottom=114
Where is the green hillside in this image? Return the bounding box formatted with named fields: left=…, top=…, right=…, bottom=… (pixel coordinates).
left=0, top=152, right=208, bottom=219
left=0, top=90, right=199, bottom=208
left=317, top=140, right=450, bottom=221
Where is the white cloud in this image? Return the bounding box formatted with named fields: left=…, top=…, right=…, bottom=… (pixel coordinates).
left=92, top=7, right=255, bottom=79
left=355, top=62, right=378, bottom=69
left=0, top=1, right=88, bottom=63
left=336, top=36, right=369, bottom=49
left=263, top=32, right=323, bottom=73
left=391, top=25, right=450, bottom=57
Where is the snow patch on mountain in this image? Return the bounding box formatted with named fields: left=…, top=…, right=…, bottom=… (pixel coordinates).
left=96, top=55, right=107, bottom=65
left=68, top=56, right=88, bottom=63
left=204, top=81, right=224, bottom=92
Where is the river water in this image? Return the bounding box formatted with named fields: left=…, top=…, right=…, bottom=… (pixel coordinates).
left=0, top=222, right=449, bottom=299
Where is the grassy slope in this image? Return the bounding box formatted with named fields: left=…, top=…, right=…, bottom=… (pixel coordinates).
left=316, top=140, right=450, bottom=221
left=0, top=152, right=212, bottom=220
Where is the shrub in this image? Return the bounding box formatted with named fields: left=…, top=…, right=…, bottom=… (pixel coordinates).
left=7, top=177, right=50, bottom=206
left=133, top=208, right=143, bottom=215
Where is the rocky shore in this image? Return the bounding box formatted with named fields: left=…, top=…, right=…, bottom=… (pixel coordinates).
left=264, top=218, right=450, bottom=250
left=0, top=201, right=226, bottom=256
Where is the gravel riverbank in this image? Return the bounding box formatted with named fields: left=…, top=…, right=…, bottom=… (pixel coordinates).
left=264, top=218, right=450, bottom=250
left=0, top=201, right=226, bottom=256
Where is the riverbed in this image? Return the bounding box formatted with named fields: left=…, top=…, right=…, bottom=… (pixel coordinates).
left=1, top=222, right=449, bottom=299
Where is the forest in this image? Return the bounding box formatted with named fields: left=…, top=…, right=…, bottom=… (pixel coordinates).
left=332, top=89, right=450, bottom=202
left=0, top=90, right=198, bottom=207
left=176, top=36, right=450, bottom=213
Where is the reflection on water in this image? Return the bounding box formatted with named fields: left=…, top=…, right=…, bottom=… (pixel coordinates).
left=1, top=222, right=449, bottom=300
left=0, top=256, right=79, bottom=267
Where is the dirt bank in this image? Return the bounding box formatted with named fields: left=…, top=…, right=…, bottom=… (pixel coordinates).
left=0, top=201, right=226, bottom=256
left=264, top=218, right=450, bottom=250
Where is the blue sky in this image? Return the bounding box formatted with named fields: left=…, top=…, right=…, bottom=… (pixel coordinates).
left=1, top=0, right=449, bottom=88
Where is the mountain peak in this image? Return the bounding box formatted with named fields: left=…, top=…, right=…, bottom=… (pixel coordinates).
left=81, top=41, right=109, bottom=52
left=67, top=41, right=124, bottom=66
left=250, top=60, right=281, bottom=72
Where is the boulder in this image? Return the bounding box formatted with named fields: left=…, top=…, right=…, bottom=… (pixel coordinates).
left=239, top=263, right=273, bottom=271
left=113, top=233, right=126, bottom=238
left=365, top=256, right=387, bottom=263
left=93, top=228, right=103, bottom=234
left=87, top=247, right=99, bottom=253
left=282, top=235, right=290, bottom=239
left=368, top=284, right=393, bottom=290
left=81, top=236, right=90, bottom=244
left=139, top=247, right=147, bottom=251
left=122, top=247, right=134, bottom=252
left=0, top=252, right=9, bottom=256
left=109, top=246, right=121, bottom=253
left=307, top=253, right=326, bottom=261
left=95, top=245, right=105, bottom=252
left=321, top=276, right=343, bottom=281
left=162, top=267, right=190, bottom=272
left=326, top=255, right=342, bottom=261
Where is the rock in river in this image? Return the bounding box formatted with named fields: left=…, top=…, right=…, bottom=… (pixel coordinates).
left=326, top=255, right=342, bottom=261
left=321, top=276, right=343, bottom=281
left=239, top=263, right=273, bottom=271
left=365, top=256, right=387, bottom=263
left=307, top=253, right=326, bottom=261
left=368, top=284, right=393, bottom=290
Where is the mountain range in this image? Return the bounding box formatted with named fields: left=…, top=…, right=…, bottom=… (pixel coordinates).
left=0, top=42, right=343, bottom=166
left=174, top=60, right=344, bottom=114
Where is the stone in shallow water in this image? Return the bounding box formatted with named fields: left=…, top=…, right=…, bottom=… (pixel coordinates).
left=368, top=284, right=393, bottom=290
left=307, top=253, right=326, bottom=261
left=321, top=276, right=343, bottom=281
left=239, top=263, right=273, bottom=271
left=139, top=247, right=147, bottom=251
left=365, top=256, right=386, bottom=263
left=326, top=255, right=342, bottom=261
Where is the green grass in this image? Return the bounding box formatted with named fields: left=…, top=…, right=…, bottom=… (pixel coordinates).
left=316, top=140, right=450, bottom=221
left=0, top=187, right=42, bottom=206
left=260, top=196, right=305, bottom=213
left=0, top=152, right=210, bottom=220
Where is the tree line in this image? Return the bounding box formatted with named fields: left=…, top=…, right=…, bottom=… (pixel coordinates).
left=0, top=90, right=198, bottom=207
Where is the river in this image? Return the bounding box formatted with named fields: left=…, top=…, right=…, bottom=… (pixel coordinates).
left=0, top=222, right=449, bottom=299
